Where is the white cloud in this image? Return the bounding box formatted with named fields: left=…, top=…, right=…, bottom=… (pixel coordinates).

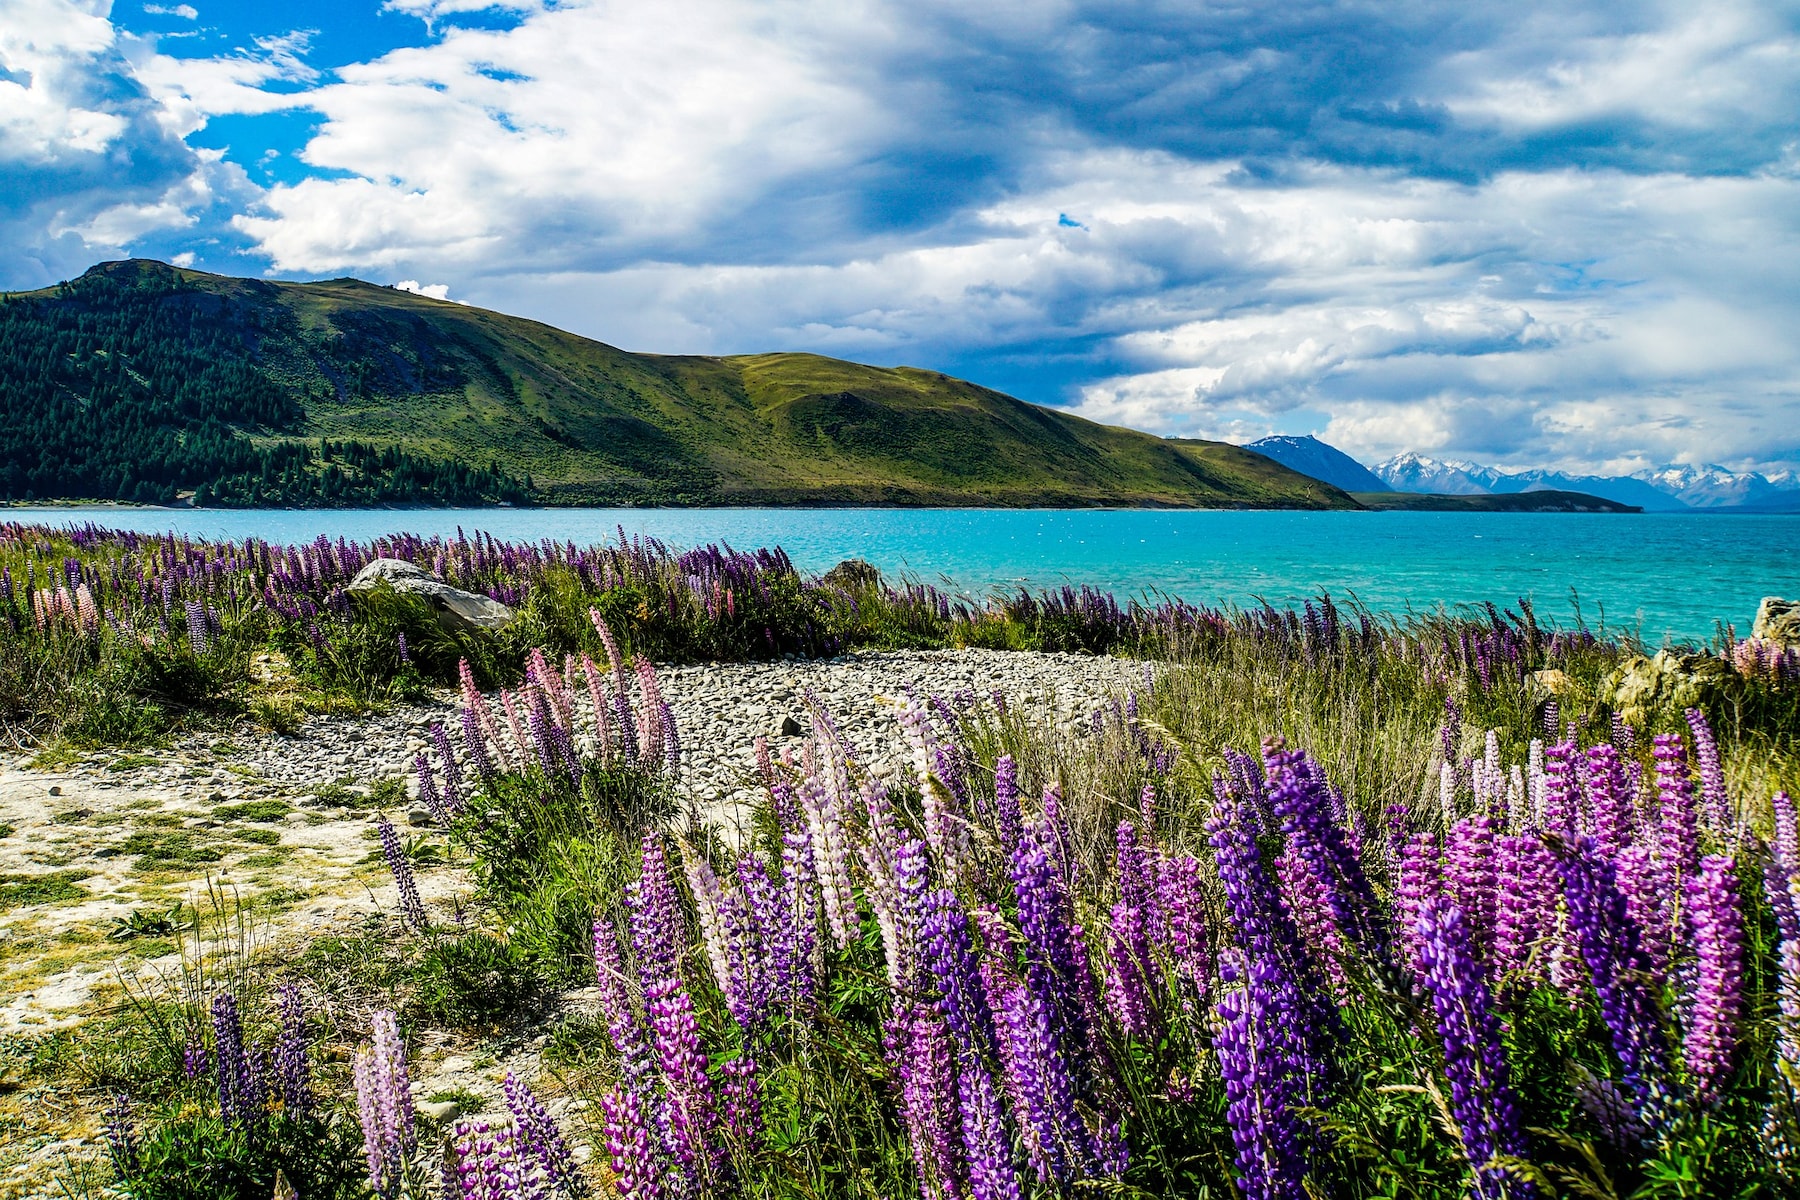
left=393, top=278, right=453, bottom=300
left=141, top=4, right=198, bottom=18
left=0, top=0, right=128, bottom=161
left=233, top=0, right=889, bottom=272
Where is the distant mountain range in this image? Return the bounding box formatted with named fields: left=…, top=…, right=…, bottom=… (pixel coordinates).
left=1243, top=435, right=1800, bottom=512
left=1370, top=453, right=1800, bottom=511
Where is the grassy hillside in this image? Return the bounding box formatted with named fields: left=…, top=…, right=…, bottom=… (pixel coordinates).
left=1351, top=489, right=1641, bottom=513
left=0, top=260, right=1356, bottom=509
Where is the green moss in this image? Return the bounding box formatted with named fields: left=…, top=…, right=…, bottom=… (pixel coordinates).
left=0, top=871, right=89, bottom=909
left=213, top=799, right=293, bottom=823
left=233, top=828, right=282, bottom=846
left=106, top=753, right=161, bottom=772
left=118, top=829, right=223, bottom=868
left=311, top=780, right=359, bottom=806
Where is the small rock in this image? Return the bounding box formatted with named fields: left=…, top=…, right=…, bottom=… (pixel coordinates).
left=207, top=791, right=225, bottom=803
left=407, top=807, right=435, bottom=827
left=48, top=785, right=61, bottom=796
left=779, top=715, right=803, bottom=738
left=418, top=1099, right=461, bottom=1122
left=93, top=846, right=119, bottom=859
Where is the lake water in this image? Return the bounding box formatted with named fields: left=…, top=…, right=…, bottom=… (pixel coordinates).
left=8, top=507, right=1796, bottom=644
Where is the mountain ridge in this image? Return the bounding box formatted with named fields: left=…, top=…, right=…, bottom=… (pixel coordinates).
left=1369, top=451, right=1800, bottom=511
left=1243, top=435, right=1391, bottom=493
left=0, top=260, right=1356, bottom=510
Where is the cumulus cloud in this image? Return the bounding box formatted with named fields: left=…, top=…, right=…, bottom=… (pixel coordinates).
left=2, top=0, right=1798, bottom=470
left=393, top=278, right=454, bottom=301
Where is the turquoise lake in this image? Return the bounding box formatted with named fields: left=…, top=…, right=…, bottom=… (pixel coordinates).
left=8, top=507, right=1796, bottom=644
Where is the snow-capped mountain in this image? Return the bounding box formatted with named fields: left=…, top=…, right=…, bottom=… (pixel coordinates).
left=1371, top=453, right=1800, bottom=509
left=1244, top=435, right=1391, bottom=493
left=1640, top=465, right=1796, bottom=508
left=1369, top=453, right=1493, bottom=495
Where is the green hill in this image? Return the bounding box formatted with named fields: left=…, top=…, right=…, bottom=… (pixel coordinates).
left=0, top=259, right=1357, bottom=510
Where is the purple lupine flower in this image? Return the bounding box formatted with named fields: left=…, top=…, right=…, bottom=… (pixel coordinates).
left=993, top=754, right=1022, bottom=852
left=722, top=1054, right=763, bottom=1145
left=798, top=769, right=857, bottom=950
left=628, top=836, right=685, bottom=988
left=415, top=754, right=449, bottom=825
left=994, top=977, right=1090, bottom=1185
left=1614, top=842, right=1672, bottom=976
left=1683, top=708, right=1730, bottom=836
left=396, top=631, right=410, bottom=665
left=592, top=917, right=652, bottom=1089
left=183, top=1026, right=208, bottom=1081
left=273, top=983, right=313, bottom=1119
left=354, top=1010, right=416, bottom=1200
left=211, top=992, right=256, bottom=1126
left=1263, top=739, right=1387, bottom=963
left=1491, top=834, right=1558, bottom=993
left=889, top=1000, right=964, bottom=1200
left=1158, top=853, right=1211, bottom=1003
left=103, top=1093, right=139, bottom=1179
left=526, top=701, right=560, bottom=777
left=959, top=1048, right=1020, bottom=1200
left=1212, top=954, right=1314, bottom=1200
left=449, top=1118, right=534, bottom=1200
left=1773, top=937, right=1800, bottom=1088
left=1446, top=814, right=1498, bottom=966
left=646, top=976, right=721, bottom=1189
left=504, top=1071, right=585, bottom=1196
left=1277, top=839, right=1349, bottom=989
left=1555, top=838, right=1673, bottom=1122
left=185, top=599, right=210, bottom=655
left=602, top=1086, right=662, bottom=1200
left=612, top=691, right=639, bottom=766
left=431, top=720, right=465, bottom=811
left=1542, top=741, right=1580, bottom=835
left=923, top=890, right=997, bottom=1062
left=1654, top=731, right=1701, bottom=890
left=461, top=705, right=497, bottom=788
left=660, top=701, right=681, bottom=776
left=1010, top=826, right=1108, bottom=1089
left=780, top=817, right=821, bottom=1006
left=1572, top=1065, right=1642, bottom=1152
left=1584, top=743, right=1633, bottom=857
left=1683, top=855, right=1745, bottom=1103
left=1415, top=897, right=1531, bottom=1199
left=1395, top=831, right=1443, bottom=987
left=1210, top=773, right=1337, bottom=1072
left=740, top=853, right=794, bottom=1017
left=1441, top=695, right=1463, bottom=767
left=377, top=815, right=428, bottom=931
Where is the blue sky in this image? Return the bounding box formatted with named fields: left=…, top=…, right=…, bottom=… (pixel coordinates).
left=4, top=0, right=1799, bottom=474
